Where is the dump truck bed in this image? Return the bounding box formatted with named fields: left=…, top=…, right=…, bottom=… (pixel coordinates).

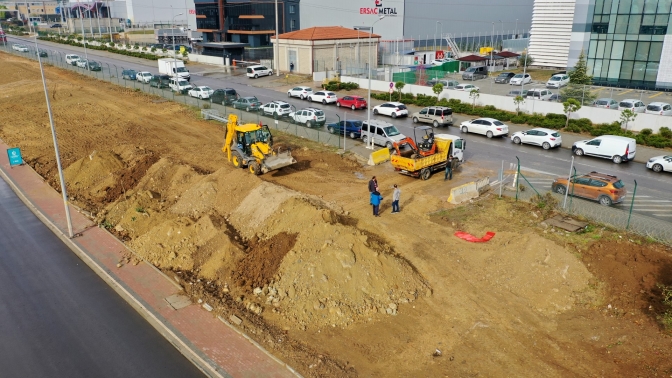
left=390, top=136, right=452, bottom=174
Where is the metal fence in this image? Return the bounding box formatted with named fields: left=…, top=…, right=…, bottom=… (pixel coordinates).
left=0, top=41, right=360, bottom=153
left=491, top=158, right=672, bottom=244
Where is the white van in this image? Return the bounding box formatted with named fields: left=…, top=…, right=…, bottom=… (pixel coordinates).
left=572, top=135, right=636, bottom=164
left=361, top=120, right=407, bottom=149
left=526, top=88, right=554, bottom=101
left=65, top=54, right=80, bottom=65
left=246, top=65, right=273, bottom=78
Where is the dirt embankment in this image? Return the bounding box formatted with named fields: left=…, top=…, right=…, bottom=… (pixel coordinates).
left=2, top=53, right=672, bottom=377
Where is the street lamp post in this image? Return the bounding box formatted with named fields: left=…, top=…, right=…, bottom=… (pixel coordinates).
left=490, top=22, right=494, bottom=71
left=33, top=36, right=74, bottom=238
left=275, top=0, right=280, bottom=76
left=77, top=0, right=89, bottom=68
left=106, top=0, right=113, bottom=43
left=515, top=19, right=519, bottom=38
left=172, top=9, right=184, bottom=81
left=436, top=21, right=443, bottom=52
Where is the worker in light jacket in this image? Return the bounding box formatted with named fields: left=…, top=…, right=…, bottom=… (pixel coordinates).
left=391, top=184, right=400, bottom=213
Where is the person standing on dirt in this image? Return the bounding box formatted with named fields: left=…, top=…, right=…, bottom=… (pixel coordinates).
left=368, top=176, right=378, bottom=193
left=445, top=155, right=454, bottom=180
left=370, top=190, right=382, bottom=217
left=450, top=156, right=459, bottom=177
left=391, top=184, right=400, bottom=213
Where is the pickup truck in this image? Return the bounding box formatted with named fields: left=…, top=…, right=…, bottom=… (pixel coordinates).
left=326, top=120, right=363, bottom=139
left=390, top=134, right=465, bottom=180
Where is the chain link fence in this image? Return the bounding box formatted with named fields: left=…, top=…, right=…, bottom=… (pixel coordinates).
left=0, top=41, right=360, bottom=153
left=491, top=158, right=672, bottom=244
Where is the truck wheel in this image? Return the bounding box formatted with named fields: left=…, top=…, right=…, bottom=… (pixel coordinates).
left=420, top=168, right=431, bottom=180
left=232, top=153, right=244, bottom=168
left=249, top=161, right=261, bottom=175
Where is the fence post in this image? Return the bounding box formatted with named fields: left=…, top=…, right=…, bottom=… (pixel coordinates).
left=514, top=156, right=520, bottom=201
left=568, top=166, right=577, bottom=213
left=562, top=156, right=574, bottom=209
left=626, top=180, right=637, bottom=230
left=499, top=160, right=503, bottom=198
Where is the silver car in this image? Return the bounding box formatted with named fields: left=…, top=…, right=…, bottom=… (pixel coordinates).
left=592, top=98, right=618, bottom=109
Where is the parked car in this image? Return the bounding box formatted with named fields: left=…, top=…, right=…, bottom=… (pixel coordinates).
left=308, top=91, right=338, bottom=105
left=361, top=120, right=406, bottom=149
left=547, top=93, right=563, bottom=102
left=526, top=88, right=554, bottom=101
left=507, top=89, right=529, bottom=97
left=35, top=49, right=48, bottom=57
left=510, top=128, right=562, bottom=149
left=327, top=120, right=363, bottom=139
left=427, top=79, right=459, bottom=89
left=287, top=86, right=313, bottom=99
left=460, top=118, right=509, bottom=138
left=232, top=96, right=262, bottom=111
left=149, top=43, right=166, bottom=50
left=211, top=88, right=239, bottom=105
left=121, top=69, right=137, bottom=80
left=75, top=59, right=87, bottom=68
left=552, top=172, right=627, bottom=206
left=462, top=65, right=487, bottom=80
left=411, top=106, right=453, bottom=127
left=373, top=102, right=409, bottom=118
left=168, top=78, right=192, bottom=93
left=136, top=71, right=152, bottom=83
left=494, top=72, right=516, bottom=84
left=545, top=74, right=570, bottom=88
left=171, top=44, right=192, bottom=53
left=65, top=54, right=80, bottom=65
left=12, top=43, right=28, bottom=52
left=336, top=95, right=367, bottom=110
left=509, top=73, right=532, bottom=85
left=149, top=74, right=170, bottom=88
left=592, top=98, right=618, bottom=109
left=50, top=23, right=62, bottom=28
left=87, top=61, right=102, bottom=71
left=454, top=83, right=480, bottom=92
left=188, top=86, right=214, bottom=99
left=618, top=99, right=646, bottom=113
left=259, top=101, right=292, bottom=118
left=246, top=65, right=273, bottom=78
left=645, top=102, right=672, bottom=116
left=572, top=135, right=636, bottom=164
left=288, top=107, right=326, bottom=127
left=646, top=155, right=672, bottom=173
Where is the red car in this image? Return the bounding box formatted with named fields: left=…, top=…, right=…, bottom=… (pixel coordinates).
left=336, top=95, right=367, bottom=110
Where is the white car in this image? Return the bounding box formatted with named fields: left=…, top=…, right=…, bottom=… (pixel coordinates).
left=75, top=59, right=88, bottom=68
left=12, top=44, right=29, bottom=52
left=288, top=107, right=326, bottom=127
left=509, top=73, right=532, bottom=86
left=308, top=91, right=338, bottom=105
left=372, top=102, right=409, bottom=118
left=169, top=78, right=192, bottom=92
left=460, top=118, right=509, bottom=138
left=511, top=128, right=562, bottom=150
left=545, top=74, right=570, bottom=88
left=618, top=99, right=646, bottom=113
left=260, top=101, right=292, bottom=117
left=645, top=102, right=672, bottom=116
left=646, top=155, right=672, bottom=173
left=65, top=54, right=80, bottom=65
left=246, top=65, right=273, bottom=78
left=188, top=86, right=214, bottom=99
left=287, top=86, right=313, bottom=99
left=136, top=71, right=152, bottom=83
left=454, top=84, right=480, bottom=92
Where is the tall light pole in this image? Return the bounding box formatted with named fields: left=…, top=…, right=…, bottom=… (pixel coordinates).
left=499, top=19, right=504, bottom=48
left=172, top=9, right=184, bottom=79
left=436, top=21, right=443, bottom=52
left=515, top=19, right=519, bottom=38
left=274, top=0, right=280, bottom=76
left=356, top=15, right=386, bottom=149
left=490, top=22, right=494, bottom=71
left=77, top=0, right=89, bottom=68
left=106, top=0, right=113, bottom=42
left=33, top=36, right=74, bottom=238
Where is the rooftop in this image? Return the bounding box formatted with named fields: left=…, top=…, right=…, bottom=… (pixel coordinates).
left=275, top=26, right=380, bottom=41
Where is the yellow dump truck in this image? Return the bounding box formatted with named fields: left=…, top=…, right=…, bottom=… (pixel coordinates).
left=390, top=134, right=465, bottom=180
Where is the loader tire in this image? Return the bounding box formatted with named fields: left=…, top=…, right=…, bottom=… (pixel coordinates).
left=249, top=161, right=261, bottom=175
left=232, top=152, right=244, bottom=168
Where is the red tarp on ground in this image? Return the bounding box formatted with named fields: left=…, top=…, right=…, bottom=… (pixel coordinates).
left=454, top=231, right=496, bottom=242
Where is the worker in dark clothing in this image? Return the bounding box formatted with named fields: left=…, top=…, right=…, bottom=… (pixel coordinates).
left=368, top=176, right=378, bottom=193
left=445, top=155, right=454, bottom=180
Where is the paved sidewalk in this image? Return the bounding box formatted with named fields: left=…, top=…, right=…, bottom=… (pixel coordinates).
left=0, top=139, right=297, bottom=378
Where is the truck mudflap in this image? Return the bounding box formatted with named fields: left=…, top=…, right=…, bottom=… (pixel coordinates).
left=262, top=149, right=297, bottom=173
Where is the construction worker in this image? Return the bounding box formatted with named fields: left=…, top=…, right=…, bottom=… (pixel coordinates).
left=370, top=191, right=383, bottom=217
left=445, top=155, right=454, bottom=180
left=391, top=184, right=401, bottom=213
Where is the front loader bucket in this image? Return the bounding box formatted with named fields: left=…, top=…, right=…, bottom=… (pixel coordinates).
left=262, top=150, right=297, bottom=172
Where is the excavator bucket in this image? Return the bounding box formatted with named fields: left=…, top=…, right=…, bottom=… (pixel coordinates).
left=262, top=150, right=297, bottom=172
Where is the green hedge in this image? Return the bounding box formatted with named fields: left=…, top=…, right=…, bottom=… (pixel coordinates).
left=323, top=81, right=359, bottom=91
left=38, top=36, right=162, bottom=61
left=371, top=92, right=671, bottom=149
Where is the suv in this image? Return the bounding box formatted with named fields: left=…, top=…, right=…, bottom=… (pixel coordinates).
left=462, top=66, right=487, bottom=80
left=289, top=108, right=326, bottom=127
left=260, top=101, right=292, bottom=118
left=149, top=74, right=170, bottom=88
left=211, top=88, right=239, bottom=105
left=411, top=106, right=453, bottom=127
left=494, top=72, right=516, bottom=84
left=552, top=171, right=627, bottom=206
left=66, top=54, right=80, bottom=65
left=246, top=65, right=273, bottom=78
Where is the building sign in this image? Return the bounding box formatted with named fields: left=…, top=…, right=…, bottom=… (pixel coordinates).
left=360, top=0, right=398, bottom=15
left=436, top=51, right=445, bottom=60
left=188, top=9, right=195, bottom=14
left=7, top=147, right=23, bottom=167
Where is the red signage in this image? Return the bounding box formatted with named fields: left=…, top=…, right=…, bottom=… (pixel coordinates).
left=435, top=51, right=445, bottom=60
left=188, top=9, right=195, bottom=14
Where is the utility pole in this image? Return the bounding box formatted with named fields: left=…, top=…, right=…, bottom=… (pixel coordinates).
left=275, top=0, right=279, bottom=76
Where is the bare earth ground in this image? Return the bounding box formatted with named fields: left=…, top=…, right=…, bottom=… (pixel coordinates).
left=1, top=54, right=672, bottom=377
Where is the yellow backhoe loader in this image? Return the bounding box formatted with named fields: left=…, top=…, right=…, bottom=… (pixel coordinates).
left=221, top=114, right=297, bottom=175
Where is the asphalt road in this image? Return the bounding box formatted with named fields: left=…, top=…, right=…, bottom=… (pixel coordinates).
left=5, top=36, right=672, bottom=221
left=0, top=178, right=204, bottom=377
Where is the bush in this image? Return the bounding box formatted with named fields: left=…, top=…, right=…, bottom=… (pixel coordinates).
left=640, top=128, right=653, bottom=136
left=659, top=127, right=672, bottom=139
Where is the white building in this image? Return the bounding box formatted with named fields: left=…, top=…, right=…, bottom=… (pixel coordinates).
left=527, top=0, right=576, bottom=69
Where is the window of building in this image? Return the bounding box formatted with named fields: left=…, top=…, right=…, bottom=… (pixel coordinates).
left=290, top=19, right=295, bottom=29
left=640, top=25, right=667, bottom=34
left=592, top=23, right=609, bottom=33
left=618, top=0, right=632, bottom=13
left=289, top=5, right=295, bottom=14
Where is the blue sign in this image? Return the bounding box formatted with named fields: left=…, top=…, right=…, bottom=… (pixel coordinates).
left=7, top=147, right=23, bottom=166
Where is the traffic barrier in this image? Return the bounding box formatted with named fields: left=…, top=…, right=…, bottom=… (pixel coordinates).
left=447, top=177, right=490, bottom=204
left=367, top=148, right=391, bottom=166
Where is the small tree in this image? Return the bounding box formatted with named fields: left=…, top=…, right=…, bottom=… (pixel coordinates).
left=518, top=53, right=534, bottom=67
left=563, top=98, right=581, bottom=129
left=432, top=83, right=444, bottom=97
left=513, top=95, right=525, bottom=114
left=567, top=49, right=592, bottom=85
left=395, top=81, right=406, bottom=101
left=620, top=109, right=638, bottom=130
left=469, top=89, right=480, bottom=110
